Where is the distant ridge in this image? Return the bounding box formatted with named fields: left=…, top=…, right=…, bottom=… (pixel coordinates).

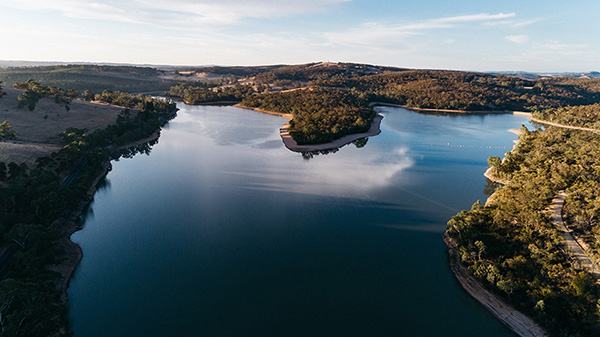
left=0, top=60, right=203, bottom=71
left=491, top=70, right=600, bottom=79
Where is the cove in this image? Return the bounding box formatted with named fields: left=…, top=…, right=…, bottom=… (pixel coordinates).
left=68, top=104, right=528, bottom=336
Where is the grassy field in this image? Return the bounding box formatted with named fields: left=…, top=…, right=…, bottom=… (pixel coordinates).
left=0, top=87, right=123, bottom=166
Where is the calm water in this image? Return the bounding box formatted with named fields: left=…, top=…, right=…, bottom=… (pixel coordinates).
left=69, top=105, right=528, bottom=336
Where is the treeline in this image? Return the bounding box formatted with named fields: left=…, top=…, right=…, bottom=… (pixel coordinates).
left=85, top=89, right=176, bottom=113
left=533, top=103, right=600, bottom=129
left=179, top=65, right=283, bottom=78
left=254, top=62, right=402, bottom=83
left=241, top=88, right=375, bottom=144
left=168, top=83, right=256, bottom=104
left=13, top=79, right=77, bottom=111
left=447, top=125, right=600, bottom=336
left=0, top=93, right=177, bottom=337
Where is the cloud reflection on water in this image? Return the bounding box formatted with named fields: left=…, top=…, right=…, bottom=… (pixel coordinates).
left=227, top=147, right=415, bottom=200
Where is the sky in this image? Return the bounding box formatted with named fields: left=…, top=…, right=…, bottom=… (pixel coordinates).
left=0, top=0, right=598, bottom=72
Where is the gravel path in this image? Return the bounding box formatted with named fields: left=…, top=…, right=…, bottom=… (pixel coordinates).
left=549, top=192, right=600, bottom=278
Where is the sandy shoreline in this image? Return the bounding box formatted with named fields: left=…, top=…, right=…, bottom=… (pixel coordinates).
left=280, top=114, right=383, bottom=152
left=234, top=104, right=293, bottom=119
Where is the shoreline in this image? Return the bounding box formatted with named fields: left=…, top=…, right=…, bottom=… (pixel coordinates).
left=234, top=104, right=293, bottom=119
left=50, top=130, right=162, bottom=304
left=443, top=234, right=548, bottom=337
left=50, top=161, right=112, bottom=303
left=445, top=126, right=548, bottom=337
left=235, top=104, right=383, bottom=152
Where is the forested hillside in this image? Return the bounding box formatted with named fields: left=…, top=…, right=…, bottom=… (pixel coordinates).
left=447, top=125, right=600, bottom=336
left=168, top=63, right=600, bottom=145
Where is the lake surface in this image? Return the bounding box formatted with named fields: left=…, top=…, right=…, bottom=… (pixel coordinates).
left=69, top=105, right=529, bottom=336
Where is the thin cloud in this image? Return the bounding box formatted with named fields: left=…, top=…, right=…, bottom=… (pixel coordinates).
left=484, top=18, right=540, bottom=27
left=1, top=0, right=350, bottom=26
left=540, top=41, right=589, bottom=52
left=1, top=0, right=140, bottom=23
left=505, top=35, right=529, bottom=44
left=436, top=12, right=515, bottom=23
left=323, top=12, right=517, bottom=48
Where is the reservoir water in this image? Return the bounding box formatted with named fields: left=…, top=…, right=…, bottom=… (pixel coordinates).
left=69, top=104, right=528, bottom=336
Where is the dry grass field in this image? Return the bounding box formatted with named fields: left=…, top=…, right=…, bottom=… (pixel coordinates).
left=0, top=87, right=123, bottom=166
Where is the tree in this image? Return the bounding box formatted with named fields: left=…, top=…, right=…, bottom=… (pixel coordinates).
left=487, top=156, right=502, bottom=169
left=0, top=81, right=6, bottom=98
left=0, top=121, right=16, bottom=141
left=81, top=90, right=95, bottom=101
left=571, top=271, right=595, bottom=297
left=17, top=90, right=40, bottom=111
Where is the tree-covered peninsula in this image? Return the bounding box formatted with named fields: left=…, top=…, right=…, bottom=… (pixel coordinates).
left=240, top=88, right=375, bottom=144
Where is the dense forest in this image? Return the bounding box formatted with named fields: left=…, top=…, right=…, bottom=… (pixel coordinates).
left=318, top=70, right=600, bottom=111
left=533, top=103, right=600, bottom=129
left=252, top=62, right=403, bottom=83
left=168, top=83, right=257, bottom=104
left=241, top=88, right=375, bottom=144
left=0, top=90, right=176, bottom=337
left=447, top=125, right=600, bottom=336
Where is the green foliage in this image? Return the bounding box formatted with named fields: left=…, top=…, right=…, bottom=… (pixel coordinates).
left=94, top=90, right=176, bottom=114
left=241, top=88, right=375, bottom=144
left=253, top=62, right=401, bottom=83
left=0, top=279, right=67, bottom=337
left=447, top=125, right=600, bottom=336
left=0, top=121, right=16, bottom=141
left=13, top=79, right=75, bottom=111
left=81, top=89, right=95, bottom=101
left=533, top=103, right=600, bottom=129
left=320, top=70, right=600, bottom=111
left=168, top=83, right=255, bottom=104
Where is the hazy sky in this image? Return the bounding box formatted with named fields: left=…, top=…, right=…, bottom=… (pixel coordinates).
left=1, top=0, right=598, bottom=71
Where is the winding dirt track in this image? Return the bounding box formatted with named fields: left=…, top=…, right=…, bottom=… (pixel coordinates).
left=549, top=192, right=600, bottom=278
left=530, top=117, right=600, bottom=134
